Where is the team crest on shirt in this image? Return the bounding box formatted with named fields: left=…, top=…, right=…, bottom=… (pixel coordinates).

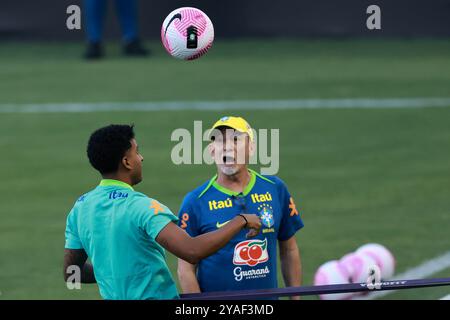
left=258, top=204, right=275, bottom=233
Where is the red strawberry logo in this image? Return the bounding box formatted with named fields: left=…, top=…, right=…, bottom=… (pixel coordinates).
left=239, top=247, right=250, bottom=261
left=233, top=238, right=269, bottom=266
left=249, top=245, right=263, bottom=260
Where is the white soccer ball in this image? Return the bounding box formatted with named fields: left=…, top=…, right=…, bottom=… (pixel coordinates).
left=339, top=252, right=378, bottom=283
left=356, top=243, right=396, bottom=280
left=313, top=260, right=355, bottom=300
left=161, top=7, right=214, bottom=60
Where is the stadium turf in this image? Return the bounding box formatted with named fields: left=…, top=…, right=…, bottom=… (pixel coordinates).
left=1, top=39, right=450, bottom=104
left=0, top=40, right=449, bottom=299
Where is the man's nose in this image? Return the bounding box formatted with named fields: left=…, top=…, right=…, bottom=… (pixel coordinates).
left=223, top=139, right=234, bottom=152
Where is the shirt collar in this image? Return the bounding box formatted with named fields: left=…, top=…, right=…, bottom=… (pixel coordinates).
left=198, top=169, right=256, bottom=198
left=99, top=179, right=134, bottom=191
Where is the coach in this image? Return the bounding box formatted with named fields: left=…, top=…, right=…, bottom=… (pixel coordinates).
left=177, top=116, right=304, bottom=299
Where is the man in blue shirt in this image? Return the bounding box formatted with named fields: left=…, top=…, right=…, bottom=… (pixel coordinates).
left=63, top=124, right=261, bottom=299
left=177, top=117, right=304, bottom=299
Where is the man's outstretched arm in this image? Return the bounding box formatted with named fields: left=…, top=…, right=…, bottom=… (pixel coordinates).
left=63, top=248, right=96, bottom=283
left=157, top=214, right=261, bottom=265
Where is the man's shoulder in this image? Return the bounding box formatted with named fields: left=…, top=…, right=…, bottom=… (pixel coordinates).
left=129, top=191, right=173, bottom=214
left=185, top=179, right=212, bottom=201
left=67, top=188, right=98, bottom=220
left=129, top=190, right=149, bottom=200
left=74, top=186, right=138, bottom=205
left=254, top=172, right=286, bottom=187
left=177, top=180, right=215, bottom=214
left=72, top=188, right=97, bottom=207
left=128, top=191, right=160, bottom=208
left=253, top=173, right=291, bottom=199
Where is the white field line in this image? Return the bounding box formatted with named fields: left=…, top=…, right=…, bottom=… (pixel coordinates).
left=440, top=294, right=450, bottom=300
left=356, top=250, right=450, bottom=300
left=1, top=98, right=450, bottom=113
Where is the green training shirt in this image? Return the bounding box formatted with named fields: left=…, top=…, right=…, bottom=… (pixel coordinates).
left=64, top=179, right=179, bottom=300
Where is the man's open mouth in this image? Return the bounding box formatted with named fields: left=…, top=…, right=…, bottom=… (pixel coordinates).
left=222, top=155, right=235, bottom=164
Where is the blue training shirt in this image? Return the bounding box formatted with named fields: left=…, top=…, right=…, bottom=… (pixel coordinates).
left=178, top=169, right=304, bottom=292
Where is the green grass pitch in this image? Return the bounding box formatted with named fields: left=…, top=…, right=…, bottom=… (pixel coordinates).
left=0, top=40, right=449, bottom=299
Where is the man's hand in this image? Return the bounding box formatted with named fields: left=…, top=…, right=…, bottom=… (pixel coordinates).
left=240, top=214, right=261, bottom=238
left=157, top=214, right=258, bottom=265
left=63, top=249, right=96, bottom=283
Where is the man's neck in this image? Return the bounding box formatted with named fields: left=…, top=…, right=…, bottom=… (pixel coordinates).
left=216, top=168, right=251, bottom=194
left=102, top=173, right=133, bottom=187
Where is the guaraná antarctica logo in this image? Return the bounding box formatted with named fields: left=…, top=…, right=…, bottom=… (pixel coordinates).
left=233, top=238, right=270, bottom=282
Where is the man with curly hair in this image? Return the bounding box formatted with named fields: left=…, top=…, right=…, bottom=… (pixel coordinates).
left=63, top=124, right=261, bottom=299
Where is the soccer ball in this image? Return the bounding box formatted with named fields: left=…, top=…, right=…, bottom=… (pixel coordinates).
left=339, top=252, right=378, bottom=283
left=313, top=260, right=355, bottom=300
left=161, top=7, right=214, bottom=60
left=356, top=243, right=396, bottom=280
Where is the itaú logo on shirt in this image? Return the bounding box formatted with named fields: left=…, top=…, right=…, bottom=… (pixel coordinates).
left=108, top=190, right=129, bottom=200
left=233, top=238, right=269, bottom=267
left=208, top=198, right=232, bottom=211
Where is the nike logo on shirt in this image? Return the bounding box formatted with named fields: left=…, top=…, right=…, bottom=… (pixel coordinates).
left=216, top=220, right=231, bottom=228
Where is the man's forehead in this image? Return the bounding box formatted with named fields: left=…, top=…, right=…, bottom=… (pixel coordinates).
left=215, top=127, right=245, bottom=136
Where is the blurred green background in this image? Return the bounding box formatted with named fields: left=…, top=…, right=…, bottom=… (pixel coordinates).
left=0, top=39, right=449, bottom=299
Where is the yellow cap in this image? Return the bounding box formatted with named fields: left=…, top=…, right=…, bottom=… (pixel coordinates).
left=211, top=116, right=254, bottom=141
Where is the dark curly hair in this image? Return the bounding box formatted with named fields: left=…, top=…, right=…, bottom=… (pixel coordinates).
left=87, top=124, right=135, bottom=174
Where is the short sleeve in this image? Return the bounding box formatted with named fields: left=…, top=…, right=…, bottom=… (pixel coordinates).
left=277, top=179, right=304, bottom=241
left=135, top=197, right=179, bottom=240
left=177, top=193, right=199, bottom=237
left=65, top=208, right=83, bottom=249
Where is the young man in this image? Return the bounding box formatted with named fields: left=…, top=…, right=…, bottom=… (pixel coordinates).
left=63, top=124, right=261, bottom=300
left=177, top=117, right=304, bottom=299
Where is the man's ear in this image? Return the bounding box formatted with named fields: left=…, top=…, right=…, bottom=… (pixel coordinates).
left=249, top=140, right=256, bottom=157
left=208, top=142, right=215, bottom=158
left=122, top=156, right=133, bottom=170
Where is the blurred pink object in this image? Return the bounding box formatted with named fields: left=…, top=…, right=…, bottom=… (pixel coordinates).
left=314, top=260, right=355, bottom=300
left=356, top=243, right=396, bottom=280
left=339, top=252, right=378, bottom=283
